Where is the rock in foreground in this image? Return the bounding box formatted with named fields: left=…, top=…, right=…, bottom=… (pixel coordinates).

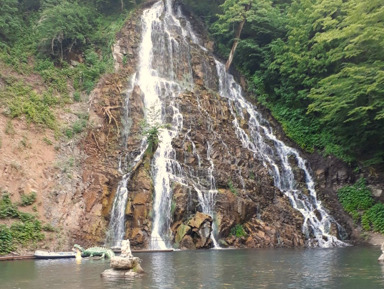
left=101, top=240, right=144, bottom=278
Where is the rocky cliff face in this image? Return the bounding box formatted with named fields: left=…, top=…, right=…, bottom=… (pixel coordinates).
left=68, top=1, right=358, bottom=249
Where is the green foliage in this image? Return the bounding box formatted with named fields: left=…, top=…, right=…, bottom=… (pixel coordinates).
left=338, top=179, right=374, bottom=214
left=19, top=192, right=37, bottom=207
left=0, top=225, right=14, bottom=255
left=361, top=203, right=384, bottom=233
left=227, top=180, right=238, bottom=196
left=140, top=108, right=171, bottom=154
left=43, top=137, right=53, bottom=145
left=72, top=119, right=87, bottom=134
left=4, top=120, right=15, bottom=135
left=201, top=0, right=384, bottom=165
left=263, top=0, right=384, bottom=165
left=230, top=224, right=247, bottom=238
left=34, top=59, right=70, bottom=95
left=42, top=223, right=57, bottom=232
left=36, top=1, right=96, bottom=60
left=65, top=116, right=88, bottom=139
left=338, top=178, right=384, bottom=233
left=0, top=193, right=45, bottom=254
left=10, top=220, right=44, bottom=245
left=142, top=124, right=160, bottom=154
left=0, top=0, right=23, bottom=42
left=74, top=49, right=108, bottom=94
left=0, top=193, right=19, bottom=219
left=73, top=91, right=81, bottom=102
left=0, top=79, right=58, bottom=129
left=180, top=0, right=222, bottom=26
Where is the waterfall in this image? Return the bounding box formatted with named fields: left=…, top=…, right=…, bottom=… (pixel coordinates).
left=215, top=61, right=346, bottom=247
left=142, top=0, right=221, bottom=249
left=106, top=74, right=147, bottom=248
left=107, top=0, right=345, bottom=249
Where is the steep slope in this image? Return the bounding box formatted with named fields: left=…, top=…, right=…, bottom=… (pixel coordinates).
left=84, top=0, right=354, bottom=250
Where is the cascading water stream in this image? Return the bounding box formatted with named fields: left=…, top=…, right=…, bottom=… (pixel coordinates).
left=107, top=0, right=221, bottom=250
left=106, top=74, right=148, bottom=248
left=215, top=61, right=346, bottom=247
left=107, top=0, right=345, bottom=249
left=142, top=0, right=221, bottom=249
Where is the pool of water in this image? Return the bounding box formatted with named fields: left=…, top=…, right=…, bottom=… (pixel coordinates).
left=1, top=247, right=384, bottom=289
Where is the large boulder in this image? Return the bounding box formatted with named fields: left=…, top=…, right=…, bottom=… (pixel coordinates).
left=175, top=212, right=213, bottom=249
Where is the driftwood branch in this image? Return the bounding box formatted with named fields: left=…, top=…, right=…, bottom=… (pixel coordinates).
left=91, top=132, right=101, bottom=151
left=102, top=105, right=121, bottom=135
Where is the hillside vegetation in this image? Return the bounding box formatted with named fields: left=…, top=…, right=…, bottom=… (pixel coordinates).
left=0, top=0, right=143, bottom=129
left=182, top=0, right=384, bottom=168
left=0, top=0, right=143, bottom=255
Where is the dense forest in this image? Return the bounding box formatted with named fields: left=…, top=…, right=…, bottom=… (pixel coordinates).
left=182, top=0, right=384, bottom=168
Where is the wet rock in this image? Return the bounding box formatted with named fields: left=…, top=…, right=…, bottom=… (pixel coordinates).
left=102, top=240, right=144, bottom=278
left=175, top=224, right=191, bottom=244
left=378, top=242, right=384, bottom=263
left=175, top=212, right=213, bottom=249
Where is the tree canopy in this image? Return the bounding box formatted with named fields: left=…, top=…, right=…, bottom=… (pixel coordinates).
left=36, top=1, right=96, bottom=60
left=0, top=0, right=23, bottom=42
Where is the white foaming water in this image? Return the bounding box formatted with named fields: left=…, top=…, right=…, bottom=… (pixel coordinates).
left=108, top=0, right=345, bottom=249
left=107, top=0, right=221, bottom=250
left=215, top=61, right=346, bottom=247
left=138, top=0, right=221, bottom=249
left=106, top=74, right=147, bottom=248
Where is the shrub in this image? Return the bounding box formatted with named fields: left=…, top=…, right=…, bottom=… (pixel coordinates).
left=1, top=80, right=58, bottom=129
left=19, top=191, right=37, bottom=207
left=42, top=223, right=57, bottom=232
left=73, top=91, right=81, bottom=102
left=10, top=220, right=44, bottom=245
left=361, top=203, right=384, bottom=233
left=36, top=1, right=95, bottom=60
left=337, top=178, right=374, bottom=214
left=0, top=193, right=45, bottom=252
left=230, top=224, right=247, bottom=238
left=0, top=193, right=19, bottom=219
left=72, top=119, right=87, bottom=134
left=0, top=225, right=14, bottom=255
left=228, top=180, right=238, bottom=196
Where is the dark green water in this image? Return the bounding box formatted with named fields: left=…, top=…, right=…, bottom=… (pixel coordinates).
left=1, top=247, right=383, bottom=289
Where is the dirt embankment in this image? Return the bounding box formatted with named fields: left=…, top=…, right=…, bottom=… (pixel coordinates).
left=0, top=5, right=146, bottom=255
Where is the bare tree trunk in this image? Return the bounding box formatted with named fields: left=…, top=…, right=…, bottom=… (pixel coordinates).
left=121, top=0, right=124, bottom=11
left=225, top=18, right=246, bottom=71
left=60, top=41, right=63, bottom=61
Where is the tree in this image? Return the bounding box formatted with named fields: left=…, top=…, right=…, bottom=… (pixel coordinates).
left=36, top=1, right=95, bottom=60
left=214, top=0, right=274, bottom=70
left=308, top=0, right=384, bottom=164
left=0, top=0, right=23, bottom=42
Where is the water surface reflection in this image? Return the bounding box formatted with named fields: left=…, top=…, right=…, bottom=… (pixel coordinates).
left=1, top=247, right=383, bottom=289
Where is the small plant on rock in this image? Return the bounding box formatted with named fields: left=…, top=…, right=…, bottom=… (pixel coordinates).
left=140, top=107, right=170, bottom=155
left=228, top=180, right=238, bottom=196
left=230, top=224, right=247, bottom=238
left=19, top=192, right=37, bottom=207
